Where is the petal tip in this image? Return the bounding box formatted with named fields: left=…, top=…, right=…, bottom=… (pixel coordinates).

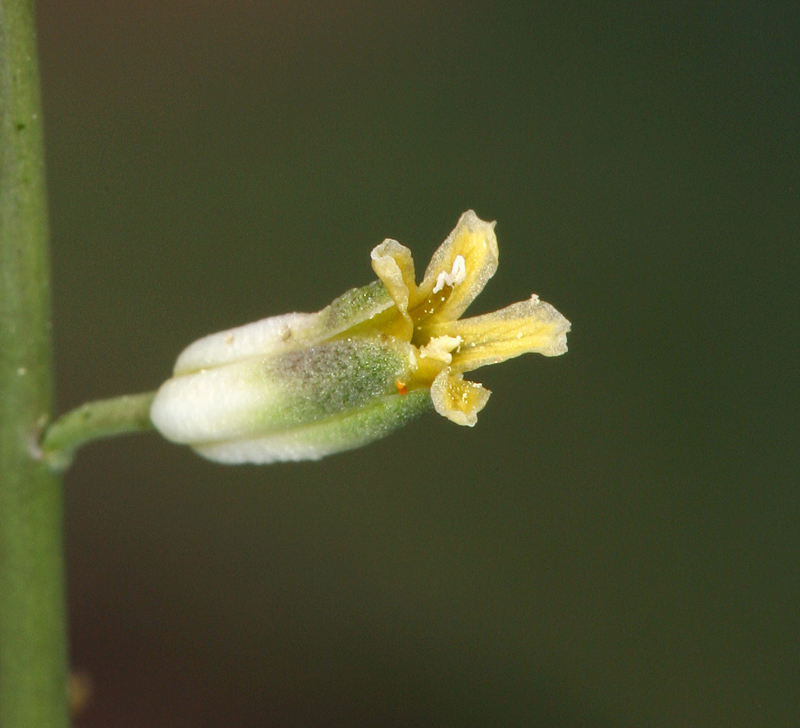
left=430, top=369, right=491, bottom=427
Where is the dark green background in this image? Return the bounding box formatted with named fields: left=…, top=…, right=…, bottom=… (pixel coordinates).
left=37, top=2, right=798, bottom=726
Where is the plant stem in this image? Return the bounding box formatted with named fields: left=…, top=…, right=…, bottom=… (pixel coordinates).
left=0, top=0, right=71, bottom=726
left=40, top=392, right=157, bottom=471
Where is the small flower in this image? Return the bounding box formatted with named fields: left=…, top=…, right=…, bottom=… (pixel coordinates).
left=149, top=211, right=570, bottom=463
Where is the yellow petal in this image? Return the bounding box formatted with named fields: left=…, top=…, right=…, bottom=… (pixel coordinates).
left=370, top=239, right=416, bottom=340
left=430, top=368, right=491, bottom=426
left=426, top=294, right=571, bottom=374
left=413, top=210, right=499, bottom=327
left=370, top=240, right=416, bottom=313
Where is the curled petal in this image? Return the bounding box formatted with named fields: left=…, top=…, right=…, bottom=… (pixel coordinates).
left=370, top=240, right=416, bottom=312
left=430, top=368, right=491, bottom=427
left=414, top=210, right=499, bottom=326
left=370, top=239, right=417, bottom=340
left=426, top=294, right=571, bottom=374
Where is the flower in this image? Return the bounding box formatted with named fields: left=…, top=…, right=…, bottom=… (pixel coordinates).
left=149, top=211, right=570, bottom=463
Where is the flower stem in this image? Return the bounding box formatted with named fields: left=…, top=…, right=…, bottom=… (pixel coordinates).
left=40, top=392, right=157, bottom=471
left=0, top=0, right=71, bottom=726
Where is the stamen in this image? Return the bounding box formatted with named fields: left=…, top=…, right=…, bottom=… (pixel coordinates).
left=432, top=255, right=467, bottom=293
left=419, top=335, right=463, bottom=364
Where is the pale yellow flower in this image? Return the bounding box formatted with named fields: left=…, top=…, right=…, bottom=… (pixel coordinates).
left=370, top=209, right=571, bottom=426
left=149, top=211, right=570, bottom=463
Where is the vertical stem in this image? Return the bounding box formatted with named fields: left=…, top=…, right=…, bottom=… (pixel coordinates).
left=0, top=1, right=71, bottom=727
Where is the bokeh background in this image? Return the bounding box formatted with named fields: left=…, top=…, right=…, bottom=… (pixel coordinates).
left=37, top=2, right=797, bottom=726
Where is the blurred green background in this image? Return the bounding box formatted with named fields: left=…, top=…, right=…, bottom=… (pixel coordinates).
left=36, top=1, right=797, bottom=726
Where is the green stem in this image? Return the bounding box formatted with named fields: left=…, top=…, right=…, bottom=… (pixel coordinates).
left=0, top=1, right=71, bottom=726
left=40, top=392, right=157, bottom=471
